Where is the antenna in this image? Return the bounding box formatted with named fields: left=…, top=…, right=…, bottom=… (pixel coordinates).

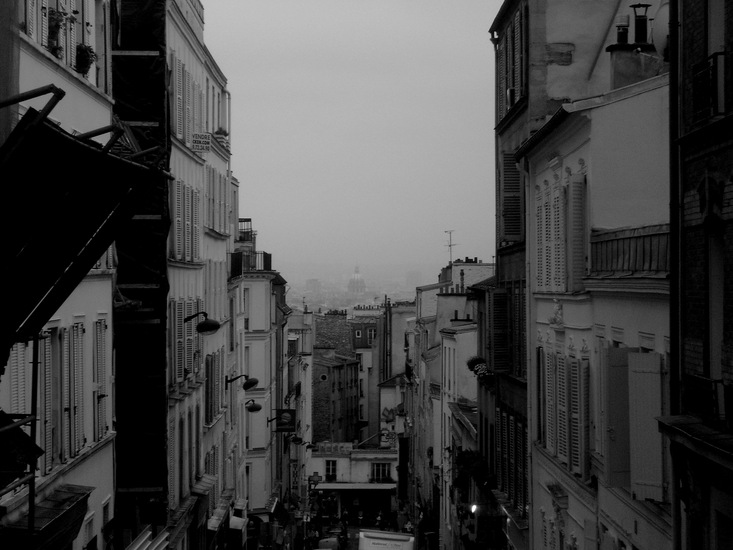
left=444, top=230, right=458, bottom=264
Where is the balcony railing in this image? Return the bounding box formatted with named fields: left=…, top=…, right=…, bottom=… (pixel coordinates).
left=236, top=218, right=256, bottom=244
left=230, top=250, right=272, bottom=278
left=588, top=225, right=669, bottom=277
left=682, top=373, right=731, bottom=430
left=692, top=52, right=728, bottom=122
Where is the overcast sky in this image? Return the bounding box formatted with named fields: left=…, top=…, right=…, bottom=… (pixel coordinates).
left=204, top=0, right=501, bottom=287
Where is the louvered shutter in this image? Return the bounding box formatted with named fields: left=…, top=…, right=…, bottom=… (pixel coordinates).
left=536, top=185, right=545, bottom=290
left=184, top=184, right=192, bottom=261
left=41, top=334, right=53, bottom=473
left=513, top=11, right=521, bottom=94
left=205, top=355, right=214, bottom=423
left=193, top=188, right=200, bottom=261
left=502, top=153, right=522, bottom=242
left=27, top=0, right=37, bottom=40
left=95, top=319, right=107, bottom=441
left=544, top=186, right=552, bottom=287
left=604, top=345, right=631, bottom=487
left=169, top=417, right=177, bottom=509
left=196, top=298, right=204, bottom=373
left=175, top=56, right=184, bottom=139
left=185, top=68, right=192, bottom=145
left=489, top=287, right=509, bottom=370
left=556, top=354, right=569, bottom=464
left=62, top=328, right=70, bottom=461
left=174, top=179, right=183, bottom=260
left=40, top=0, right=48, bottom=46
left=215, top=348, right=222, bottom=411
left=545, top=349, right=556, bottom=454
left=629, top=352, right=664, bottom=501
left=508, top=414, right=516, bottom=502
left=567, top=175, right=587, bottom=292
left=72, top=323, right=84, bottom=455
left=10, top=343, right=27, bottom=414
left=185, top=300, right=194, bottom=377
left=68, top=0, right=77, bottom=67
left=552, top=182, right=566, bottom=291
left=501, top=412, right=509, bottom=493
left=175, top=300, right=185, bottom=382
left=569, top=357, right=591, bottom=476
left=497, top=36, right=506, bottom=118
left=495, top=406, right=503, bottom=489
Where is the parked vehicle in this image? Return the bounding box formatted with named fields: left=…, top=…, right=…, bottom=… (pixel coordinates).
left=357, top=529, right=414, bottom=550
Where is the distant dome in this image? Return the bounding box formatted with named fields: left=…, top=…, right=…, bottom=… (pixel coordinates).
left=347, top=265, right=367, bottom=294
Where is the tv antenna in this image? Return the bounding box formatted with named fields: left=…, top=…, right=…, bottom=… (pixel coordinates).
left=445, top=230, right=459, bottom=264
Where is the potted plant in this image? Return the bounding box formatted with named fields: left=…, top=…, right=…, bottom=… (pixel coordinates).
left=75, top=43, right=97, bottom=75
left=47, top=7, right=65, bottom=45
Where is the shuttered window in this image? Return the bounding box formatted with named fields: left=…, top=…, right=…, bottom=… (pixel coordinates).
left=169, top=417, right=177, bottom=509
left=71, top=322, right=84, bottom=456
left=603, top=345, right=631, bottom=488
left=93, top=319, right=108, bottom=442
left=629, top=352, right=664, bottom=501
left=501, top=152, right=523, bottom=243
left=9, top=343, right=28, bottom=415
left=40, top=333, right=53, bottom=474
left=556, top=353, right=569, bottom=464
left=544, top=349, right=556, bottom=455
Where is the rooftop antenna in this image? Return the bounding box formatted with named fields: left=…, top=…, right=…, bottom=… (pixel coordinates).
left=445, top=230, right=458, bottom=264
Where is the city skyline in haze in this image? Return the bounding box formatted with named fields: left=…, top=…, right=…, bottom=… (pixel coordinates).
left=204, top=0, right=502, bottom=286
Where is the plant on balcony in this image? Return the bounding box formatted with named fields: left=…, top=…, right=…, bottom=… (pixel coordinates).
left=75, top=43, right=97, bottom=75
left=466, top=355, right=491, bottom=381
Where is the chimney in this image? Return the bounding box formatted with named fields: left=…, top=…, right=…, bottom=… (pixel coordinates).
left=606, top=3, right=661, bottom=90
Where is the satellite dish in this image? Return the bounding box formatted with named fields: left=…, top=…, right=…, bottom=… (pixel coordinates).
left=652, top=1, right=670, bottom=58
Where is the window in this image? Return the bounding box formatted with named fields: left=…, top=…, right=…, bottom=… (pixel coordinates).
left=371, top=462, right=391, bottom=482
left=496, top=6, right=527, bottom=121
left=170, top=297, right=204, bottom=383
left=93, top=319, right=108, bottom=442
left=171, top=180, right=200, bottom=262
left=367, top=328, right=376, bottom=345
left=535, top=174, right=586, bottom=292
left=326, top=460, right=337, bottom=481
left=355, top=330, right=362, bottom=339
left=539, top=347, right=591, bottom=479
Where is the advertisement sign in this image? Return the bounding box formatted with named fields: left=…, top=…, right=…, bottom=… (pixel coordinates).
left=273, top=408, right=296, bottom=432
left=191, top=132, right=211, bottom=152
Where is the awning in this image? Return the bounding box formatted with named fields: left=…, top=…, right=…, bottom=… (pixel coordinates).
left=314, top=483, right=397, bottom=490
left=0, top=104, right=167, bottom=365
left=0, top=484, right=94, bottom=550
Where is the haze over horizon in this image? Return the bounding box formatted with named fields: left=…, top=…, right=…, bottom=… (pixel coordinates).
left=205, top=0, right=501, bottom=287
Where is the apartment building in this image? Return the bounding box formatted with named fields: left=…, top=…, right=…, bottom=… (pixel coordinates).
left=0, top=2, right=165, bottom=548
left=658, top=1, right=733, bottom=549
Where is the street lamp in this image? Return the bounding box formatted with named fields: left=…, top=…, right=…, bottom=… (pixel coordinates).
left=245, top=399, right=262, bottom=413
left=183, top=311, right=221, bottom=335
left=225, top=374, right=259, bottom=391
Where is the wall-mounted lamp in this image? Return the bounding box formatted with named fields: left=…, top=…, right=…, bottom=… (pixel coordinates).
left=183, top=311, right=221, bottom=335
left=225, top=374, right=259, bottom=391
left=285, top=434, right=304, bottom=445
left=245, top=399, right=262, bottom=413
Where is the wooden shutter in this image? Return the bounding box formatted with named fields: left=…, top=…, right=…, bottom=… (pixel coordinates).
left=169, top=417, right=177, bottom=509
left=41, top=334, right=53, bottom=474
left=10, top=343, right=27, bottom=414
left=556, top=354, right=569, bottom=464
left=184, top=184, right=192, bottom=261
left=193, top=188, right=200, bottom=261
left=497, top=36, right=506, bottom=118
left=205, top=354, right=214, bottom=423
left=72, top=323, right=84, bottom=455
left=569, top=358, right=590, bottom=476
left=175, top=300, right=185, bottom=382
left=502, top=152, right=522, bottom=242
left=175, top=56, right=184, bottom=139
left=629, top=352, right=664, bottom=501
left=552, top=182, right=566, bottom=291
left=95, top=319, right=107, bottom=441
left=40, top=0, right=48, bottom=46
left=27, top=0, right=38, bottom=40
left=185, top=68, right=192, bottom=145
left=174, top=180, right=183, bottom=260
left=196, top=298, right=204, bottom=373
left=604, top=345, right=631, bottom=487
left=62, top=327, right=70, bottom=461
left=68, top=0, right=77, bottom=67
left=545, top=349, right=556, bottom=455
left=508, top=414, right=516, bottom=501
left=536, top=185, right=545, bottom=290
left=495, top=406, right=503, bottom=490
left=567, top=175, right=587, bottom=292
left=501, top=411, right=509, bottom=493
left=185, top=300, right=194, bottom=376
left=489, top=287, right=509, bottom=370
left=544, top=186, right=552, bottom=288
left=513, top=11, right=522, bottom=93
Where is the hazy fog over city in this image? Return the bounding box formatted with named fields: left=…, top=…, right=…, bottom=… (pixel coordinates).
left=205, top=0, right=501, bottom=290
